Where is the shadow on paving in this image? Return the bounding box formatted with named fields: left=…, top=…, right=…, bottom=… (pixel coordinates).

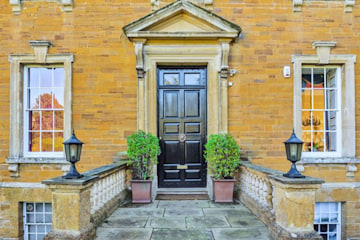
left=95, top=200, right=272, bottom=240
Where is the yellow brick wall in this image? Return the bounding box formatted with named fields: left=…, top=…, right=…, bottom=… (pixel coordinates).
left=0, top=0, right=358, bottom=182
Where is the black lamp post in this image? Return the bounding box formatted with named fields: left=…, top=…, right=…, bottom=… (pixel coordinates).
left=283, top=129, right=305, bottom=178
left=62, top=129, right=84, bottom=179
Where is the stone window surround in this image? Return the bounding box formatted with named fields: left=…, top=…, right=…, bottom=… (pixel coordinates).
left=10, top=0, right=73, bottom=14
left=7, top=41, right=73, bottom=171
left=293, top=0, right=355, bottom=12
left=292, top=41, right=359, bottom=176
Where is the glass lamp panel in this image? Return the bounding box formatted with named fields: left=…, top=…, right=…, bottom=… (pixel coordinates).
left=41, top=132, right=53, bottom=152
left=64, top=144, right=70, bottom=161
left=70, top=144, right=78, bottom=161
left=289, top=143, right=298, bottom=161
left=76, top=144, right=82, bottom=162
left=296, top=143, right=303, bottom=160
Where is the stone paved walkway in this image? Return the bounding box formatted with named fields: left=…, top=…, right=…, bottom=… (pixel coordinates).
left=95, top=200, right=271, bottom=240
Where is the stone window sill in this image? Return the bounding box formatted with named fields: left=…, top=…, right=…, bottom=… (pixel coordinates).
left=6, top=157, right=67, bottom=164
left=297, top=157, right=359, bottom=177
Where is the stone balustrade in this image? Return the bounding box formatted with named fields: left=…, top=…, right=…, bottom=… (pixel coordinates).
left=236, top=161, right=324, bottom=240
left=42, top=161, right=130, bottom=240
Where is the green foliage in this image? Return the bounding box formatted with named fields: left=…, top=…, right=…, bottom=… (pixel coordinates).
left=127, top=130, right=161, bottom=180
left=204, top=133, right=240, bottom=180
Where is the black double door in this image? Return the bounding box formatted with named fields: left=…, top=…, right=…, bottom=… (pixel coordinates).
left=158, top=67, right=207, bottom=188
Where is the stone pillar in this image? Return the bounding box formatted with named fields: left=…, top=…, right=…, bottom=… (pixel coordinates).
left=269, top=175, right=324, bottom=239
left=43, top=176, right=97, bottom=240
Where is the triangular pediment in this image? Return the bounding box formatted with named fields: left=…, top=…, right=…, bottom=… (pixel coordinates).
left=123, top=0, right=241, bottom=40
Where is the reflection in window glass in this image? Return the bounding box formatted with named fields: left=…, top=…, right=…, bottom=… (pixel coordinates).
left=301, top=67, right=340, bottom=153
left=25, top=67, right=64, bottom=153
left=164, top=73, right=179, bottom=85
left=185, top=73, right=201, bottom=85
left=314, top=202, right=341, bottom=240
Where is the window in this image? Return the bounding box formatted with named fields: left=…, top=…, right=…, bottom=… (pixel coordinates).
left=24, top=67, right=64, bottom=157
left=8, top=48, right=73, bottom=164
left=23, top=202, right=52, bottom=240
left=292, top=51, right=356, bottom=162
left=314, top=202, right=341, bottom=240
left=301, top=67, right=341, bottom=157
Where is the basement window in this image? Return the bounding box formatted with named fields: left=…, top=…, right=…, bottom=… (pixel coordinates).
left=23, top=202, right=52, bottom=240
left=314, top=202, right=341, bottom=240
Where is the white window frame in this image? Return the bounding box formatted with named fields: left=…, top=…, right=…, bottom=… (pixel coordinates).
left=23, top=66, right=65, bottom=158
left=7, top=53, right=73, bottom=164
left=314, top=202, right=341, bottom=240
left=23, top=202, right=52, bottom=240
left=292, top=53, right=356, bottom=163
left=301, top=66, right=342, bottom=158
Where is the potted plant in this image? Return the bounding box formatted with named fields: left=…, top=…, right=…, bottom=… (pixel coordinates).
left=204, top=133, right=240, bottom=202
left=127, top=130, right=161, bottom=203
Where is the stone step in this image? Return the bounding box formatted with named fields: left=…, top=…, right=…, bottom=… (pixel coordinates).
left=156, top=188, right=209, bottom=200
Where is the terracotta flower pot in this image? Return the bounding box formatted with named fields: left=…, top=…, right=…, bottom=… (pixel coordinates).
left=212, top=178, right=235, bottom=203
left=130, top=179, right=152, bottom=203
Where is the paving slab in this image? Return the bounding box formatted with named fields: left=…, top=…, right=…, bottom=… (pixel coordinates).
left=186, top=216, right=230, bottom=229
left=158, top=200, right=210, bottom=208
left=209, top=201, right=251, bottom=210
left=203, top=208, right=253, bottom=217
left=146, top=217, right=186, bottom=229
left=212, top=228, right=271, bottom=240
left=112, top=207, right=165, bottom=217
left=100, top=217, right=148, bottom=228
left=151, top=228, right=214, bottom=240
left=95, top=228, right=152, bottom=240
left=226, top=214, right=267, bottom=228
left=122, top=200, right=160, bottom=208
left=164, top=207, right=204, bottom=217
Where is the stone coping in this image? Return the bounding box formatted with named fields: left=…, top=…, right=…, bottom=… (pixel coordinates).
left=299, top=157, right=360, bottom=164
left=269, top=174, right=324, bottom=185
left=42, top=161, right=128, bottom=186
left=239, top=160, right=283, bottom=175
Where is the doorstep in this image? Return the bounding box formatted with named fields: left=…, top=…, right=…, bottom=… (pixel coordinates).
left=156, top=188, right=209, bottom=200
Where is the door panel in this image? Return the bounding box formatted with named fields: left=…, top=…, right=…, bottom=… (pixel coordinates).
left=158, top=67, right=207, bottom=188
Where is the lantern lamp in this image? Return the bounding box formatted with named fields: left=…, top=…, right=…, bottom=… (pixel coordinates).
left=283, top=130, right=305, bottom=178
left=62, top=129, right=83, bottom=179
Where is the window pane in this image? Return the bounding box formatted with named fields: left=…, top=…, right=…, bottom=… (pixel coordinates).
left=41, top=111, right=53, bottom=131
left=53, top=68, right=64, bottom=87
left=313, top=89, right=325, bottom=110
left=164, top=74, right=179, bottom=85
left=30, top=111, right=40, bottom=131
left=301, top=89, right=312, bottom=109
left=27, top=203, right=35, bottom=212
left=40, top=68, right=52, bottom=88
left=36, top=203, right=44, bottom=212
left=312, top=111, right=323, bottom=130
left=37, top=234, right=45, bottom=240
left=28, top=225, right=36, bottom=232
left=37, top=225, right=45, bottom=233
left=326, top=68, right=337, bottom=88
left=27, top=214, right=35, bottom=223
left=40, top=91, right=52, bottom=109
left=29, top=132, right=40, bottom=152
left=313, top=131, right=324, bottom=152
left=185, top=73, right=201, bottom=85
left=29, top=234, right=36, bottom=240
left=45, top=203, right=52, bottom=212
left=45, top=214, right=52, bottom=223
left=35, top=213, right=44, bottom=223
left=54, top=111, right=63, bottom=130
left=46, top=225, right=52, bottom=232
left=313, top=68, right=325, bottom=88
left=41, top=132, right=53, bottom=152
left=54, top=132, right=63, bottom=152
left=326, top=90, right=337, bottom=110
left=53, top=88, right=64, bottom=109
left=29, top=89, right=40, bottom=109
left=29, top=68, right=40, bottom=87
left=302, top=68, right=311, bottom=88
